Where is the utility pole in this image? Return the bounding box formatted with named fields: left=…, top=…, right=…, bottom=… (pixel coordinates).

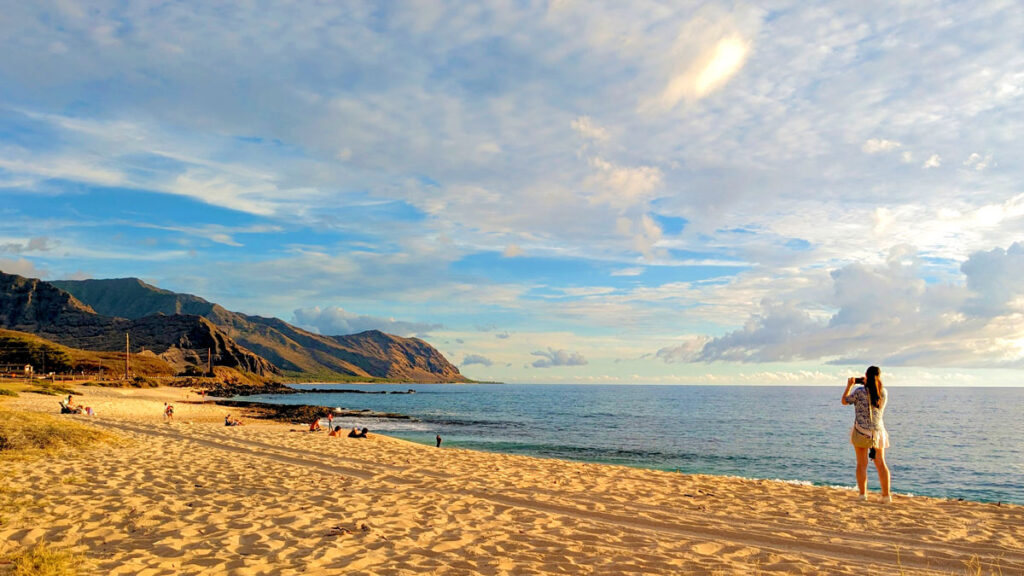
left=125, top=332, right=131, bottom=380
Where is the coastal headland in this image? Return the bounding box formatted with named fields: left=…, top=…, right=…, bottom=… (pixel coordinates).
left=1, top=385, right=1021, bottom=575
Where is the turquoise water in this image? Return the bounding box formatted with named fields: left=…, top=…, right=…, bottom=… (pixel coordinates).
left=234, top=384, right=1024, bottom=505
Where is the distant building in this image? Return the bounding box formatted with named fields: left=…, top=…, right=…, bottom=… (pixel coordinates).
left=0, top=364, right=33, bottom=376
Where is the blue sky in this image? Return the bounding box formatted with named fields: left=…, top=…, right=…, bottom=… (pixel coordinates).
left=2, top=1, right=1023, bottom=385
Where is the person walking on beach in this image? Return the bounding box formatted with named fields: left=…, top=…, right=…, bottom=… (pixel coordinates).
left=436, top=434, right=442, bottom=448
left=841, top=366, right=891, bottom=503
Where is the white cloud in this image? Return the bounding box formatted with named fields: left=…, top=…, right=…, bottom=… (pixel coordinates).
left=586, top=157, right=662, bottom=209
left=687, top=244, right=1024, bottom=368
left=462, top=354, right=493, bottom=367
left=922, top=154, right=942, bottom=169
left=0, top=236, right=57, bottom=254
left=611, top=267, right=644, bottom=277
left=961, top=242, right=1024, bottom=318
left=862, top=138, right=901, bottom=154
left=571, top=116, right=609, bottom=141
left=292, top=306, right=443, bottom=337
left=0, top=258, right=48, bottom=278
left=656, top=336, right=712, bottom=363
left=531, top=348, right=588, bottom=368
left=872, top=207, right=894, bottom=234
left=658, top=35, right=750, bottom=109
left=502, top=244, right=524, bottom=258
left=963, top=152, right=992, bottom=171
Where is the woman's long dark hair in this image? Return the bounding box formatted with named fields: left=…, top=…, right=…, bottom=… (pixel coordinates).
left=865, top=366, right=882, bottom=408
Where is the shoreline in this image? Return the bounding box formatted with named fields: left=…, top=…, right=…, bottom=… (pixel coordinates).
left=229, top=385, right=1023, bottom=507
left=2, top=385, right=1022, bottom=575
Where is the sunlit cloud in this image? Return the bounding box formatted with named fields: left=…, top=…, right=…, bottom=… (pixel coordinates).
left=693, top=36, right=749, bottom=96
left=862, top=138, right=901, bottom=154
left=658, top=35, right=750, bottom=109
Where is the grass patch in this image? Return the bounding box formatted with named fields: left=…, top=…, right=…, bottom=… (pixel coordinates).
left=0, top=483, right=44, bottom=529
left=0, top=389, right=18, bottom=397
left=0, top=408, right=111, bottom=457
left=25, top=383, right=78, bottom=397
left=1, top=542, right=83, bottom=576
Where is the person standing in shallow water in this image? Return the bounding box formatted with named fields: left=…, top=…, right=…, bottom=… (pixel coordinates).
left=841, top=366, right=892, bottom=503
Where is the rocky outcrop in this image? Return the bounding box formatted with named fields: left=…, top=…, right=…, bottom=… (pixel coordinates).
left=332, top=330, right=465, bottom=382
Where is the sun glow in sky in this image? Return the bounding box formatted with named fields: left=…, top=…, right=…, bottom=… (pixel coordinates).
left=695, top=37, right=749, bottom=96
left=1, top=1, right=1023, bottom=385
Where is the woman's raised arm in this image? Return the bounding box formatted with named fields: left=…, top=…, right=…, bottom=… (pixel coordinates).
left=841, top=377, right=855, bottom=404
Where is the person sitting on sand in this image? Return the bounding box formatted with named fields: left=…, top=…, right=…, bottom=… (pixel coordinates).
left=355, top=427, right=369, bottom=438
left=347, top=427, right=360, bottom=438
left=842, top=365, right=892, bottom=503
left=225, top=414, right=242, bottom=426
left=59, top=400, right=83, bottom=414
left=309, top=418, right=322, bottom=432
left=329, top=425, right=342, bottom=437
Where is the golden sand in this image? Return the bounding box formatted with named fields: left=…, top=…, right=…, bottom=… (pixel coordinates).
left=2, top=386, right=1021, bottom=575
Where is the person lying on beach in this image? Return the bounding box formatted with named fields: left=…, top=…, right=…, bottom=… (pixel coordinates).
left=224, top=414, right=243, bottom=426
left=347, top=427, right=369, bottom=438
left=309, top=418, right=323, bottom=432
left=328, top=425, right=343, bottom=437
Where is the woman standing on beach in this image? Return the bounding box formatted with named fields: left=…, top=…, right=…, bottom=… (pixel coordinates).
left=841, top=366, right=891, bottom=503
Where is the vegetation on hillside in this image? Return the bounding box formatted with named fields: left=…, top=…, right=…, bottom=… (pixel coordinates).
left=0, top=329, right=176, bottom=379
left=0, top=332, right=73, bottom=374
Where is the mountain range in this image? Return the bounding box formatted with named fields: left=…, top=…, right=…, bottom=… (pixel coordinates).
left=0, top=271, right=466, bottom=383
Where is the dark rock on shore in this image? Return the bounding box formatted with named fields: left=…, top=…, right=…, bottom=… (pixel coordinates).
left=212, top=399, right=413, bottom=424
left=191, top=380, right=298, bottom=398
left=297, top=388, right=417, bottom=395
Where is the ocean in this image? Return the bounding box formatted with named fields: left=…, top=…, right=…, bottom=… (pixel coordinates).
left=234, top=384, right=1024, bottom=505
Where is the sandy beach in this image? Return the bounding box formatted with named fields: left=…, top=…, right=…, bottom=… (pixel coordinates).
left=2, top=386, right=1021, bottom=575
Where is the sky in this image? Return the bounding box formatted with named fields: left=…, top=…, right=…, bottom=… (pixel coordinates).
left=1, top=1, right=1023, bottom=385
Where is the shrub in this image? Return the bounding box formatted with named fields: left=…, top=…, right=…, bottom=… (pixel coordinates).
left=3, top=542, right=83, bottom=576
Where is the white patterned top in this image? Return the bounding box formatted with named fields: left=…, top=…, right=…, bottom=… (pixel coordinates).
left=846, top=386, right=887, bottom=434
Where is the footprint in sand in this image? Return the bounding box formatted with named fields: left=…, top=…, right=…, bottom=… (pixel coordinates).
left=692, top=542, right=724, bottom=556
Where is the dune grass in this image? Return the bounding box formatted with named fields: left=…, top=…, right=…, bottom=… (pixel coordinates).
left=24, top=383, right=78, bottom=397
left=1, top=543, right=84, bottom=576
left=0, top=408, right=112, bottom=458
